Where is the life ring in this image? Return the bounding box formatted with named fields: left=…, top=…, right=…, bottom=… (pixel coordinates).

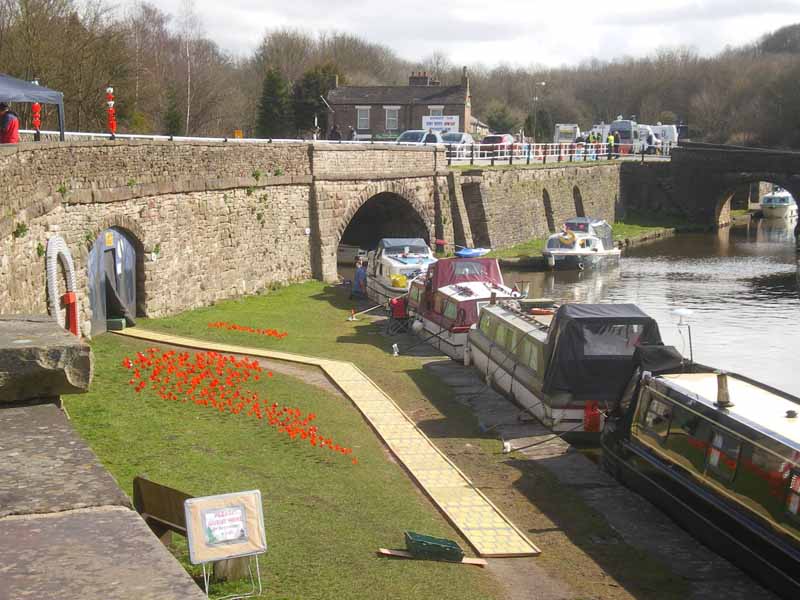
left=558, top=229, right=576, bottom=246
left=530, top=308, right=554, bottom=316
left=45, top=236, right=79, bottom=333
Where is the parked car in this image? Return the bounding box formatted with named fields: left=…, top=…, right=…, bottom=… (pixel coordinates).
left=396, top=130, right=444, bottom=145
left=442, top=131, right=476, bottom=158
left=481, top=133, right=516, bottom=157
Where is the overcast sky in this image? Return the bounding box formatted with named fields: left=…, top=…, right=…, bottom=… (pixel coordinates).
left=146, top=0, right=800, bottom=67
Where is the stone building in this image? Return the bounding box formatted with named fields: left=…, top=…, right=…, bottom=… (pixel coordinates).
left=327, top=68, right=473, bottom=139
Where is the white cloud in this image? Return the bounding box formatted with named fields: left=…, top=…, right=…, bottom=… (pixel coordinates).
left=143, top=0, right=800, bottom=66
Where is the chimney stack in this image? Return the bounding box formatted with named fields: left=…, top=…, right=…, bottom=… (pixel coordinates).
left=409, top=71, right=432, bottom=86
left=715, top=371, right=733, bottom=408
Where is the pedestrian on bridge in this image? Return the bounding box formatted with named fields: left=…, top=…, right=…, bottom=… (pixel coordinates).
left=607, top=133, right=615, bottom=160
left=329, top=124, right=342, bottom=141
left=0, top=103, right=20, bottom=144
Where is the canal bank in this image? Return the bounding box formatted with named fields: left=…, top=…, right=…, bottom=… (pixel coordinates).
left=81, top=278, right=781, bottom=599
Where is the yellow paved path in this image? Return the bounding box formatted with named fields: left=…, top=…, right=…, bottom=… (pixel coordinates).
left=116, top=327, right=540, bottom=557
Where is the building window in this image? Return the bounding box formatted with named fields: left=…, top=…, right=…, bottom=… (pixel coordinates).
left=356, top=107, right=370, bottom=130
left=429, top=106, right=444, bottom=117
left=384, top=107, right=399, bottom=130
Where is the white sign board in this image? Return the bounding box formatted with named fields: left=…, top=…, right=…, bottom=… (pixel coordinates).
left=422, top=115, right=460, bottom=132
left=185, top=490, right=267, bottom=565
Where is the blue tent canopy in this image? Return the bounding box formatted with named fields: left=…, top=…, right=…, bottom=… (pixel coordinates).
left=0, top=73, right=65, bottom=141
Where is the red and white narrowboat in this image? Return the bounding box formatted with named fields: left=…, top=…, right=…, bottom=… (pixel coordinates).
left=407, top=257, right=518, bottom=360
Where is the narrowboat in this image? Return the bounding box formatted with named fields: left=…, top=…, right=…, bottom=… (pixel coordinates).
left=466, top=302, right=663, bottom=435
left=601, top=352, right=800, bottom=599
left=406, top=257, right=518, bottom=360
left=761, top=189, right=798, bottom=220
left=542, top=217, right=621, bottom=270
left=365, top=238, right=437, bottom=305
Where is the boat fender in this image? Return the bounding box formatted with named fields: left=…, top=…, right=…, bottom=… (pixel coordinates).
left=577, top=261, right=585, bottom=271
left=530, top=308, right=554, bottom=316
left=558, top=229, right=576, bottom=246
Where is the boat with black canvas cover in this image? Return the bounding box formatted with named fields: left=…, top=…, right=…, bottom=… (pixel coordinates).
left=466, top=302, right=662, bottom=435
left=601, top=347, right=800, bottom=599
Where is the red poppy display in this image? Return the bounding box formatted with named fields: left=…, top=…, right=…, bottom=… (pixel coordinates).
left=207, top=321, right=288, bottom=339
left=121, top=347, right=355, bottom=463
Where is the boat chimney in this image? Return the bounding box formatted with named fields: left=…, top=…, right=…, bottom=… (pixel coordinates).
left=787, top=410, right=798, bottom=419
left=490, top=292, right=497, bottom=305
left=715, top=371, right=733, bottom=408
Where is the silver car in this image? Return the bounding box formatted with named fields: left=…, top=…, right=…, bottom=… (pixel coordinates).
left=396, top=130, right=444, bottom=145
left=441, top=131, right=475, bottom=158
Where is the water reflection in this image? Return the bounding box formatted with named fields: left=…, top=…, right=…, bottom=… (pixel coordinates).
left=505, top=220, right=800, bottom=395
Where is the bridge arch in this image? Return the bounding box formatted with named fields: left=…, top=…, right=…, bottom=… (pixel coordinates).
left=713, top=173, right=800, bottom=226
left=336, top=181, right=434, bottom=249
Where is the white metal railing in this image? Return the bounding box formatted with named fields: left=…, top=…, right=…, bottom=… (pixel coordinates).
left=17, top=129, right=673, bottom=165
left=444, top=141, right=673, bottom=165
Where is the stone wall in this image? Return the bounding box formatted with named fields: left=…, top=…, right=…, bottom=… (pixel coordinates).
left=311, top=143, right=442, bottom=178
left=455, top=164, right=622, bottom=248
left=1, top=181, right=313, bottom=332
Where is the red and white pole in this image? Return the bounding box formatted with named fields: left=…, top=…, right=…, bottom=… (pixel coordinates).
left=105, top=86, right=117, bottom=139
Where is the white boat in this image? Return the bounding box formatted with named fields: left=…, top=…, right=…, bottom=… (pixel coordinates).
left=761, top=189, right=798, bottom=219
left=365, top=238, right=437, bottom=304
left=406, top=257, right=519, bottom=360
left=542, top=217, right=621, bottom=270
left=337, top=243, right=367, bottom=264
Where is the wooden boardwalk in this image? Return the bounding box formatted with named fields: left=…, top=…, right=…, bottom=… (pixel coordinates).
left=116, top=328, right=540, bottom=558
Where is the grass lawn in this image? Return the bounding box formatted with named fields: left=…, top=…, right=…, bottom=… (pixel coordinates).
left=69, top=333, right=500, bottom=600
left=71, top=281, right=691, bottom=599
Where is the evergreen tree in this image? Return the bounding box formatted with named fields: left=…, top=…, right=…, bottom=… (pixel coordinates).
left=256, top=67, right=293, bottom=138
left=291, top=63, right=344, bottom=136
left=163, top=86, right=183, bottom=136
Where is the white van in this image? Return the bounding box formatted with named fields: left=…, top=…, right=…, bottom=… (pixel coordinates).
left=553, top=124, right=581, bottom=143
left=637, top=125, right=662, bottom=154
left=652, top=123, right=679, bottom=146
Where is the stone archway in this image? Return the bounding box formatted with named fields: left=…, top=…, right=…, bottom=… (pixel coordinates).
left=339, top=192, right=431, bottom=249
left=713, top=174, right=800, bottom=227
left=86, top=224, right=146, bottom=336
left=335, top=181, right=434, bottom=246
left=573, top=185, right=586, bottom=217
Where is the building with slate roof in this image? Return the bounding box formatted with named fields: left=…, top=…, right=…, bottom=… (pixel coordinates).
left=327, top=68, right=473, bottom=140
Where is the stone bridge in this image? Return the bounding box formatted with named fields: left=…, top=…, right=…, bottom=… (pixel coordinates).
left=0, top=140, right=623, bottom=336
left=624, top=142, right=800, bottom=228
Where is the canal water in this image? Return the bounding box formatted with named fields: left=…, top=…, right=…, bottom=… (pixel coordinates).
left=505, top=218, right=800, bottom=396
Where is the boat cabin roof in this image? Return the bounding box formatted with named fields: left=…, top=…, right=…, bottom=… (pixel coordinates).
left=425, top=257, right=504, bottom=290
left=658, top=372, right=800, bottom=451
left=439, top=281, right=514, bottom=302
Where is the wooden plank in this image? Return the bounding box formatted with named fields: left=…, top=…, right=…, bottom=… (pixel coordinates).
left=133, top=476, right=192, bottom=537
left=377, top=548, right=487, bottom=567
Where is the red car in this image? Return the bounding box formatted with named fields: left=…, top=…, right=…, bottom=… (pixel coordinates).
left=481, top=133, right=516, bottom=157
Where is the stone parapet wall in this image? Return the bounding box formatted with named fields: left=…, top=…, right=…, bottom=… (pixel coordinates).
left=0, top=140, right=311, bottom=239
left=456, top=164, right=622, bottom=249
left=312, top=143, right=443, bottom=178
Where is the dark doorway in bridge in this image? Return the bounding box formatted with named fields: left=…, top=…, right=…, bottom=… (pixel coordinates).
left=573, top=186, right=585, bottom=217
left=542, top=189, right=556, bottom=232
left=87, top=227, right=143, bottom=336
left=340, top=192, right=429, bottom=252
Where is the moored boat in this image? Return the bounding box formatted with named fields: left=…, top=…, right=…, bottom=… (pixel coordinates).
left=761, top=189, right=798, bottom=220
left=407, top=257, right=519, bottom=360
left=542, top=217, right=621, bottom=270
left=601, top=357, right=800, bottom=599
left=337, top=243, right=367, bottom=264
left=365, top=238, right=437, bottom=305
left=466, top=302, right=663, bottom=435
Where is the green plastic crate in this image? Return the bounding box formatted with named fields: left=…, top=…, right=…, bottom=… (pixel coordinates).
left=404, top=531, right=464, bottom=562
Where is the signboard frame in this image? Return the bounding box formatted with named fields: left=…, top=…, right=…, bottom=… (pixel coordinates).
left=184, top=490, right=267, bottom=565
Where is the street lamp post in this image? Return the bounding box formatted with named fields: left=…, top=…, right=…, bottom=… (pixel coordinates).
left=531, top=81, right=546, bottom=143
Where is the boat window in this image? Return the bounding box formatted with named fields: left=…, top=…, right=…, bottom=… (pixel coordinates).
left=409, top=286, right=421, bottom=303
left=443, top=300, right=457, bottom=320
left=434, top=293, right=445, bottom=314
left=453, top=261, right=489, bottom=278
left=479, top=313, right=493, bottom=335
left=787, top=471, right=800, bottom=521
left=642, top=396, right=672, bottom=442
left=663, top=405, right=708, bottom=472
left=732, top=443, right=791, bottom=522
left=494, top=323, right=510, bottom=348
left=582, top=323, right=644, bottom=356
left=706, top=429, right=741, bottom=484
